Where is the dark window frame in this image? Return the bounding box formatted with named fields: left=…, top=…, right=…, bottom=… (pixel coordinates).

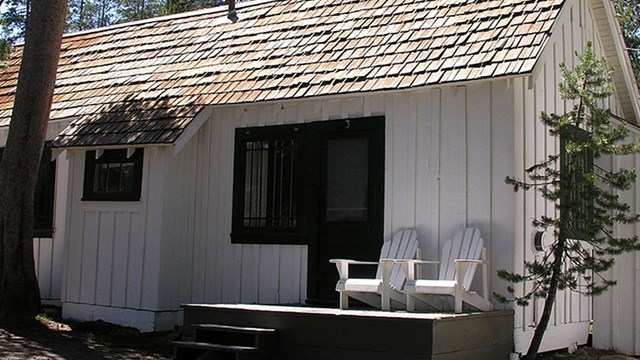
left=231, top=117, right=385, bottom=246
left=83, top=148, right=144, bottom=202
left=231, top=125, right=306, bottom=244
left=560, top=125, right=594, bottom=241
left=0, top=142, right=56, bottom=238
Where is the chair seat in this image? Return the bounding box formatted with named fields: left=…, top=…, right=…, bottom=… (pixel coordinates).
left=406, top=280, right=456, bottom=295
left=332, top=228, right=419, bottom=310
left=404, top=228, right=493, bottom=313
left=337, top=278, right=382, bottom=293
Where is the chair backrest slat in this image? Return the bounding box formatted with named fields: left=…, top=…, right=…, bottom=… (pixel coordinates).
left=375, top=229, right=418, bottom=290
left=439, top=228, right=483, bottom=290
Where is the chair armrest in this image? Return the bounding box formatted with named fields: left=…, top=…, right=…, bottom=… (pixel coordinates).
left=388, top=259, right=439, bottom=265
left=453, top=259, right=485, bottom=264
left=330, top=259, right=378, bottom=265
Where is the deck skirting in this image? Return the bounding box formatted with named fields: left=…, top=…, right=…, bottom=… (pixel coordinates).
left=181, top=304, right=514, bottom=360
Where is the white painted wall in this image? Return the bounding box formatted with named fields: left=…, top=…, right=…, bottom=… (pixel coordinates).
left=593, top=126, right=640, bottom=356
left=58, top=81, right=516, bottom=326
left=511, top=0, right=632, bottom=354
left=157, top=80, right=516, bottom=314
left=60, top=146, right=178, bottom=331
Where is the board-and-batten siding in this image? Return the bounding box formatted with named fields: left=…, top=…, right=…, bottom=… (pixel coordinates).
left=159, top=80, right=515, bottom=312
left=593, top=126, right=640, bottom=356
left=61, top=147, right=164, bottom=313
left=512, top=0, right=627, bottom=353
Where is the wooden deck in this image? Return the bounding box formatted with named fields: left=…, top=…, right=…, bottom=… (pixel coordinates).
left=181, top=304, right=514, bottom=360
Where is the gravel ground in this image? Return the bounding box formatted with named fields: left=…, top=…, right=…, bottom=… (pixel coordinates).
left=533, top=348, right=639, bottom=360
left=0, top=308, right=174, bottom=360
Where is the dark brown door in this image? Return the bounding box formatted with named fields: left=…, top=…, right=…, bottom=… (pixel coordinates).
left=307, top=117, right=384, bottom=303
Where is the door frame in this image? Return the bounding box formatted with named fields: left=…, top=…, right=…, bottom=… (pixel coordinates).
left=305, top=116, right=385, bottom=303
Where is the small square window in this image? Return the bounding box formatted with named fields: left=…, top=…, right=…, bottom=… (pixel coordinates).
left=83, top=149, right=143, bottom=201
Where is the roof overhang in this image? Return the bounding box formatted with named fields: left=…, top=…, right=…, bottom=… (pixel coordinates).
left=591, top=0, right=640, bottom=124
left=173, top=105, right=214, bottom=156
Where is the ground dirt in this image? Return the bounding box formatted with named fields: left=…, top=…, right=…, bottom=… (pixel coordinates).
left=1, top=307, right=639, bottom=359
left=535, top=348, right=639, bottom=359
left=0, top=307, right=174, bottom=359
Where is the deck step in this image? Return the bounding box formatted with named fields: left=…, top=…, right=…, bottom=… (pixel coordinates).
left=172, top=341, right=258, bottom=353
left=174, top=323, right=278, bottom=360
left=192, top=324, right=277, bottom=334
left=192, top=323, right=277, bottom=348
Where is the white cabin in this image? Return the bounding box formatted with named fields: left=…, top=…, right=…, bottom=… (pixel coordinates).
left=0, top=0, right=639, bottom=356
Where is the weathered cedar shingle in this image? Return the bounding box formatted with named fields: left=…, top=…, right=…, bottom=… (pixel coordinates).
left=0, top=0, right=563, bottom=147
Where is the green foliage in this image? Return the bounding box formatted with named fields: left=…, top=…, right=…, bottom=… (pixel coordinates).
left=614, top=0, right=640, bottom=84
left=0, top=0, right=30, bottom=43
left=66, top=0, right=119, bottom=32
left=2, top=0, right=238, bottom=42
left=498, top=42, right=640, bottom=307
left=162, top=0, right=224, bottom=15
left=117, top=0, right=164, bottom=22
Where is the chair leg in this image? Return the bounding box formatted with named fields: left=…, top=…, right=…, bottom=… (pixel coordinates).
left=407, top=294, right=415, bottom=312
left=381, top=288, right=390, bottom=311
left=454, top=295, right=463, bottom=313
left=340, top=292, right=349, bottom=310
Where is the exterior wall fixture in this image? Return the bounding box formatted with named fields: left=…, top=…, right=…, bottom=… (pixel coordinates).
left=532, top=228, right=554, bottom=253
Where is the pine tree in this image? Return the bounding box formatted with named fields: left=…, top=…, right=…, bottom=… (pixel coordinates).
left=163, top=0, right=220, bottom=14
left=117, top=0, right=163, bottom=22
left=67, top=0, right=118, bottom=32
left=497, top=42, right=640, bottom=360
left=0, top=0, right=30, bottom=43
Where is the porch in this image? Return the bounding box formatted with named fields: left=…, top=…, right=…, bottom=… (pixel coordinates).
left=179, top=304, right=514, bottom=360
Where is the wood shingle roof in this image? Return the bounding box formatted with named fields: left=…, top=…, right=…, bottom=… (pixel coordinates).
left=0, top=0, right=564, bottom=147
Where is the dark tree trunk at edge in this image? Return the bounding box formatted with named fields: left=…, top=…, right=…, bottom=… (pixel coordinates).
left=0, top=0, right=67, bottom=322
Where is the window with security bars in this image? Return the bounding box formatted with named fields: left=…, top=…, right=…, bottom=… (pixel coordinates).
left=232, top=125, right=304, bottom=244
left=560, top=126, right=594, bottom=241
left=243, top=139, right=297, bottom=228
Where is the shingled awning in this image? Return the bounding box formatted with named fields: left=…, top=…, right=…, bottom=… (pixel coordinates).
left=0, top=0, right=564, bottom=148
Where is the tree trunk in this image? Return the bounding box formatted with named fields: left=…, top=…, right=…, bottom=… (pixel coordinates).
left=79, top=0, right=85, bottom=28
left=522, top=238, right=566, bottom=360
left=0, top=0, right=67, bottom=322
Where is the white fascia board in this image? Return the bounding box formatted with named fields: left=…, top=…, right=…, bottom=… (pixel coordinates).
left=173, top=105, right=214, bottom=157
left=600, top=0, right=640, bottom=124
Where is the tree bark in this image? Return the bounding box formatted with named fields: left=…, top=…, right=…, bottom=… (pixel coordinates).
left=0, top=0, right=67, bottom=322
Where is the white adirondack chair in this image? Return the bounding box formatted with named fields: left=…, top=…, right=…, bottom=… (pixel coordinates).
left=330, top=229, right=419, bottom=310
left=402, top=227, right=493, bottom=313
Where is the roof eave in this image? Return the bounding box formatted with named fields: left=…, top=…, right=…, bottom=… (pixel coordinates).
left=594, top=0, right=640, bottom=124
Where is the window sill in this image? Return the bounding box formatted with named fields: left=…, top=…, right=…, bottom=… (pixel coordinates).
left=81, top=196, right=141, bottom=202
